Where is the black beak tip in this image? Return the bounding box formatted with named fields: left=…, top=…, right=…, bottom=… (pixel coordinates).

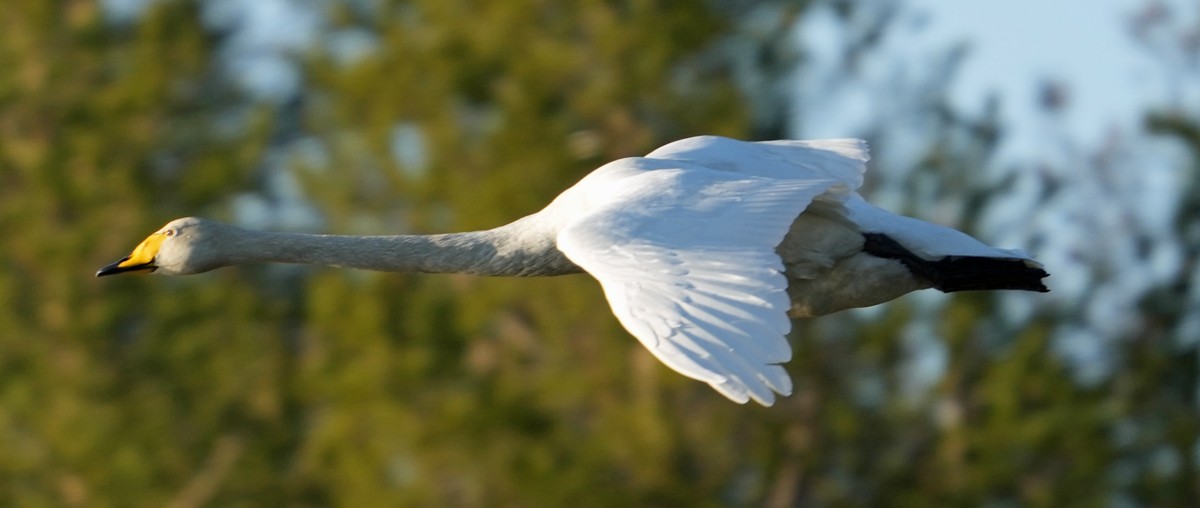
left=96, top=258, right=131, bottom=277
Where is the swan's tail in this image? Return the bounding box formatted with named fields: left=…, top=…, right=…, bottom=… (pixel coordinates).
left=863, top=233, right=1050, bottom=293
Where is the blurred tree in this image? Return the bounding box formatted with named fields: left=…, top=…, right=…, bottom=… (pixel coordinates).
left=6, top=0, right=1199, bottom=506
left=1114, top=1, right=1200, bottom=503
left=0, top=1, right=280, bottom=506
left=765, top=1, right=1196, bottom=505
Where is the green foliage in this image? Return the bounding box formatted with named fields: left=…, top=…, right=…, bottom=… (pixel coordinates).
left=2, top=0, right=1199, bottom=506
left=0, top=1, right=276, bottom=506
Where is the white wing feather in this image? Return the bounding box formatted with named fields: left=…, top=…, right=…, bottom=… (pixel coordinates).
left=557, top=137, right=868, bottom=405
left=648, top=135, right=868, bottom=189
left=845, top=194, right=1034, bottom=260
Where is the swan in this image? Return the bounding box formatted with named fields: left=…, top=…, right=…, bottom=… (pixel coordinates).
left=97, top=136, right=1048, bottom=406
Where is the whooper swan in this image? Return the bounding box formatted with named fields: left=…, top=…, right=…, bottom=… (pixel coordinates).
left=98, top=136, right=1049, bottom=406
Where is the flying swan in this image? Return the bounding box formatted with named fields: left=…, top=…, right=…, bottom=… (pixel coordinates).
left=98, top=136, right=1048, bottom=406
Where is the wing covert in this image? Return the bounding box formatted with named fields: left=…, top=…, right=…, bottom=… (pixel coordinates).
left=647, top=135, right=869, bottom=192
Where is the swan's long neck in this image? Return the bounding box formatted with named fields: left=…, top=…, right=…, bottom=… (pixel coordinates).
left=217, top=218, right=580, bottom=277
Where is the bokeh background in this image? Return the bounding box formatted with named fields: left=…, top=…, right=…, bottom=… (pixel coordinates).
left=3, top=0, right=1199, bottom=505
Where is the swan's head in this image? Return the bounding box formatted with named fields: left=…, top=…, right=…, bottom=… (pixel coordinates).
left=96, top=217, right=229, bottom=277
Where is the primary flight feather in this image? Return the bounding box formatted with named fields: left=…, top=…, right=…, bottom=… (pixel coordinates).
left=98, top=136, right=1049, bottom=406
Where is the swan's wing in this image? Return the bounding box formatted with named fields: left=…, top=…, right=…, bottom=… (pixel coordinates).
left=557, top=165, right=846, bottom=406
left=647, top=135, right=869, bottom=191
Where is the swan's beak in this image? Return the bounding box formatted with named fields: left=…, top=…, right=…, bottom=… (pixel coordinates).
left=96, top=256, right=155, bottom=276
left=96, top=232, right=165, bottom=277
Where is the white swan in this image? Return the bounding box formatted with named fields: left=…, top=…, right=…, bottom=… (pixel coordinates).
left=98, top=136, right=1048, bottom=405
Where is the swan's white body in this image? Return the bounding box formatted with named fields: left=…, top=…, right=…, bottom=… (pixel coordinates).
left=99, top=136, right=1047, bottom=406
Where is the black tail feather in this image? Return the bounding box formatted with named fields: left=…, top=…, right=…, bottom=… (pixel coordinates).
left=863, top=233, right=1050, bottom=293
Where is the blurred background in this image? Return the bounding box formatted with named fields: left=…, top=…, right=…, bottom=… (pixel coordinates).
left=2, top=0, right=1198, bottom=505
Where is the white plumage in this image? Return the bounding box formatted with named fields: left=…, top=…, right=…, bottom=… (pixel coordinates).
left=99, top=136, right=1048, bottom=406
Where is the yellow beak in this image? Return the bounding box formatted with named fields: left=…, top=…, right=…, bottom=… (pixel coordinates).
left=96, top=232, right=167, bottom=277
